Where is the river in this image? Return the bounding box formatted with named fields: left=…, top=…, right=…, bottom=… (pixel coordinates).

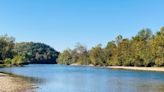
left=0, top=64, right=164, bottom=92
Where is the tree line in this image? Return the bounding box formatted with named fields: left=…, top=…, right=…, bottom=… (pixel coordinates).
left=57, top=27, right=164, bottom=67
left=1, top=27, right=164, bottom=67
left=0, top=35, right=59, bottom=66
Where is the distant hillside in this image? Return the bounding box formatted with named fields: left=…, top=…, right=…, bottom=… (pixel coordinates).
left=14, top=42, right=59, bottom=64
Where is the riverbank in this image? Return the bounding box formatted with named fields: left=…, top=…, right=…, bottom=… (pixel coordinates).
left=70, top=64, right=164, bottom=72
left=108, top=66, right=164, bottom=72
left=0, top=73, right=35, bottom=92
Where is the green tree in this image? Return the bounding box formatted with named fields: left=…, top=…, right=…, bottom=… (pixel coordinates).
left=0, top=35, right=15, bottom=61
left=12, top=55, right=26, bottom=66
left=137, top=28, right=152, bottom=41
left=152, top=27, right=164, bottom=66
left=4, top=58, right=12, bottom=65
left=131, top=29, right=153, bottom=66
left=57, top=49, right=72, bottom=65
left=14, top=42, right=59, bottom=64
left=115, top=35, right=123, bottom=46
left=117, top=39, right=132, bottom=66
left=89, top=44, right=105, bottom=66
left=104, top=41, right=117, bottom=66
left=74, top=43, right=90, bottom=65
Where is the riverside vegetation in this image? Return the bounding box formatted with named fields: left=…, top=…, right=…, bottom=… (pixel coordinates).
left=58, top=27, right=164, bottom=67
left=1, top=27, right=164, bottom=67
left=0, top=35, right=59, bottom=67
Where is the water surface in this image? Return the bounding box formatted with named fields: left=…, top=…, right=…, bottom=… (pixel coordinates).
left=0, top=64, right=164, bottom=92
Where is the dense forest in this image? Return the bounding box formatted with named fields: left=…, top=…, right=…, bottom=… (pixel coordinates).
left=0, top=35, right=59, bottom=66
left=14, top=42, right=59, bottom=64
left=58, top=27, right=164, bottom=67
left=1, top=27, right=164, bottom=67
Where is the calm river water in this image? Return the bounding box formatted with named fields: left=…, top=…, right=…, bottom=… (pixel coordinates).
left=0, top=64, right=164, bottom=92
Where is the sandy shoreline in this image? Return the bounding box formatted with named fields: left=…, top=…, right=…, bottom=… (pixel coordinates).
left=0, top=73, right=35, bottom=92
left=71, top=64, right=164, bottom=72
left=108, top=66, right=164, bottom=72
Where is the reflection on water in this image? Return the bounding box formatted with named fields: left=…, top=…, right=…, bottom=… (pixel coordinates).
left=0, top=64, right=164, bottom=92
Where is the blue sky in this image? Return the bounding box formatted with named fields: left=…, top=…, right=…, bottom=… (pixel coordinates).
left=0, top=0, right=164, bottom=51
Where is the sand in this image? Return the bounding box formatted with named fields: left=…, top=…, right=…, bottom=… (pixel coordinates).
left=108, top=66, right=164, bottom=72
left=71, top=63, right=164, bottom=72
left=0, top=73, right=34, bottom=92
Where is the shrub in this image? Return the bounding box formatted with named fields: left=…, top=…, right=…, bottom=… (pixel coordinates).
left=4, top=58, right=12, bottom=65
left=12, top=55, right=26, bottom=65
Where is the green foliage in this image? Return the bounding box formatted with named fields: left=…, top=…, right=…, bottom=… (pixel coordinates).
left=151, top=28, right=164, bottom=66
left=137, top=28, right=152, bottom=41
left=0, top=34, right=59, bottom=66
left=12, top=55, right=26, bottom=65
left=117, top=39, right=132, bottom=66
left=57, top=43, right=91, bottom=65
left=57, top=49, right=72, bottom=65
left=4, top=58, right=12, bottom=65
left=58, top=27, right=164, bottom=67
left=89, top=44, right=105, bottom=66
left=14, top=42, right=59, bottom=64
left=104, top=41, right=118, bottom=66
left=0, top=34, right=15, bottom=60
left=1, top=27, right=164, bottom=67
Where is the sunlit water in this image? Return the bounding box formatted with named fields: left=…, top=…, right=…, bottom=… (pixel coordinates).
left=0, top=64, right=164, bottom=92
